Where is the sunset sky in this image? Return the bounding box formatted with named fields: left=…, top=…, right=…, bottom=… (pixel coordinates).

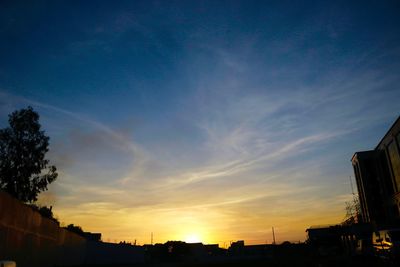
left=1, top=1, right=400, bottom=245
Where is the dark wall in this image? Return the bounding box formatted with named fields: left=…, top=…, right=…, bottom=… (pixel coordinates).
left=0, top=190, right=86, bottom=267
left=0, top=190, right=145, bottom=267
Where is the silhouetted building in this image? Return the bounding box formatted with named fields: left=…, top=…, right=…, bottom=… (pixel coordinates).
left=306, top=225, right=343, bottom=254
left=228, top=240, right=245, bottom=255
left=306, top=224, right=372, bottom=256
left=144, top=241, right=224, bottom=263
left=83, top=232, right=102, bottom=242
left=352, top=116, right=400, bottom=227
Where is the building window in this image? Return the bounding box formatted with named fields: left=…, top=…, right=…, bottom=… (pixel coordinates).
left=388, top=141, right=400, bottom=192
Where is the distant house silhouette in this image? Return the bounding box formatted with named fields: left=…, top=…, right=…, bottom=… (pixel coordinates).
left=351, top=116, right=400, bottom=228
left=83, top=232, right=102, bottom=242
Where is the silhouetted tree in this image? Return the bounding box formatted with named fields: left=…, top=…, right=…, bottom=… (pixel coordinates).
left=0, top=106, right=57, bottom=202
left=29, top=204, right=60, bottom=225
left=343, top=197, right=361, bottom=225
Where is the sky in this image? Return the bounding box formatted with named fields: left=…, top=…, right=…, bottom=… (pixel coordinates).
left=1, top=0, right=400, bottom=245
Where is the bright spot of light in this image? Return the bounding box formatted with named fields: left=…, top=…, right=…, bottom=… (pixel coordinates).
left=184, top=233, right=202, bottom=243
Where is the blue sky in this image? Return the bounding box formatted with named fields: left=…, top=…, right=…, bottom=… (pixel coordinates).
left=1, top=1, right=400, bottom=244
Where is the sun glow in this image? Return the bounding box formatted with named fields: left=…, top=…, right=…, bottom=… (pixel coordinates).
left=184, top=233, right=202, bottom=243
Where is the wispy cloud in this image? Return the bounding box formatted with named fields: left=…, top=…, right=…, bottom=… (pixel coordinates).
left=1, top=1, right=399, bottom=244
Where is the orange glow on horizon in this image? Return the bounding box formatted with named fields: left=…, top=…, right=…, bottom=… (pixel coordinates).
left=184, top=233, right=202, bottom=243
left=48, top=202, right=348, bottom=246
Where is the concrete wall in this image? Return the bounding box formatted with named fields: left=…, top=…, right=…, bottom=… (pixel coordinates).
left=0, top=190, right=86, bottom=267
left=0, top=190, right=145, bottom=267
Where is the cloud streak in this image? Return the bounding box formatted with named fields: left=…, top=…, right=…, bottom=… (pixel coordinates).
left=1, top=1, right=399, bottom=244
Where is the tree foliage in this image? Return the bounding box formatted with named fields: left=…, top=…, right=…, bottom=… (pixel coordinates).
left=0, top=106, right=57, bottom=202
left=342, top=196, right=361, bottom=225
left=29, top=204, right=60, bottom=225
left=65, top=224, right=84, bottom=235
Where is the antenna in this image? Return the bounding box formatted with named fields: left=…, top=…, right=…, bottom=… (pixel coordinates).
left=272, top=227, right=276, bottom=245
left=151, top=232, right=153, bottom=245
left=349, top=175, right=355, bottom=195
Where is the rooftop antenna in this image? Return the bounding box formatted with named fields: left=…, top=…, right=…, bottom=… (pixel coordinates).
left=348, top=175, right=360, bottom=223
left=349, top=175, right=355, bottom=196
left=350, top=175, right=360, bottom=205
left=272, top=227, right=276, bottom=245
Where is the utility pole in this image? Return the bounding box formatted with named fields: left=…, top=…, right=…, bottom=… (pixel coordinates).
left=272, top=227, right=276, bottom=245
left=151, top=232, right=153, bottom=245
